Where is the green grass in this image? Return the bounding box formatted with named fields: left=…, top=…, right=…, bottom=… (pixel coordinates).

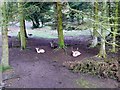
left=7, top=25, right=92, bottom=39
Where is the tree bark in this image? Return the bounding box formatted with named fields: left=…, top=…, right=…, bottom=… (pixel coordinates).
left=111, top=1, right=118, bottom=52
left=98, top=1, right=107, bottom=58
left=1, top=2, right=9, bottom=68
left=91, top=1, right=99, bottom=47
left=98, top=29, right=107, bottom=58
left=23, top=19, right=28, bottom=38
left=117, top=1, right=120, bottom=42
left=18, top=2, right=26, bottom=50
left=57, top=2, right=65, bottom=48
left=107, top=1, right=114, bottom=38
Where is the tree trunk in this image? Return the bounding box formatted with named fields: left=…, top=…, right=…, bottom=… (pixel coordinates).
left=0, top=2, right=2, bottom=88
left=91, top=1, right=98, bottom=47
left=0, top=60, right=1, bottom=84
left=57, top=2, right=65, bottom=48
left=91, top=36, right=98, bottom=47
left=98, top=1, right=107, bottom=58
left=18, top=2, right=26, bottom=50
left=111, top=1, right=118, bottom=52
left=30, top=13, right=40, bottom=28
left=107, top=1, right=114, bottom=38
left=70, top=12, right=74, bottom=22
left=34, top=14, right=40, bottom=28
left=23, top=19, right=28, bottom=38
left=1, top=2, right=9, bottom=68
left=81, top=15, right=84, bottom=24
left=98, top=29, right=107, bottom=58
left=117, top=1, right=120, bottom=42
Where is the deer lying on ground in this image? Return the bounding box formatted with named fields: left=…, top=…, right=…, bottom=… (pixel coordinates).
left=35, top=48, right=45, bottom=54
left=72, top=48, right=81, bottom=57
left=50, top=40, right=58, bottom=49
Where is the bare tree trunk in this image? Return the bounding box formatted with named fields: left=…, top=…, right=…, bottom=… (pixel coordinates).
left=0, top=2, right=3, bottom=88
left=18, top=1, right=26, bottom=50
left=98, top=29, right=107, bottom=58
left=1, top=2, right=10, bottom=88
left=23, top=19, right=28, bottom=38
left=56, top=2, right=65, bottom=48
left=91, top=1, right=99, bottom=47
left=117, top=1, right=120, bottom=43
left=107, top=0, right=114, bottom=38
left=98, top=1, right=107, bottom=58
left=1, top=2, right=9, bottom=68
left=0, top=63, right=2, bottom=89
left=112, top=1, right=118, bottom=52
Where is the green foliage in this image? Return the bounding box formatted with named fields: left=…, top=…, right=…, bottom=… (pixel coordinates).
left=24, top=2, right=53, bottom=28
left=5, top=2, right=19, bottom=23
left=1, top=1, right=119, bottom=54
left=69, top=2, right=92, bottom=11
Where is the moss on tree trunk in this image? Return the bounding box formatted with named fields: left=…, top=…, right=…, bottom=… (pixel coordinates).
left=1, top=2, right=9, bottom=68
left=98, top=1, right=107, bottom=58
left=91, top=1, right=99, bottom=47
left=98, top=30, right=107, bottom=58
left=57, top=2, right=65, bottom=48
left=118, top=2, right=120, bottom=42
left=107, top=0, right=114, bottom=37
left=18, top=2, right=26, bottom=50
left=111, top=1, right=118, bottom=52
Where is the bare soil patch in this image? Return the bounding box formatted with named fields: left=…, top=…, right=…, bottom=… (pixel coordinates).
left=2, top=36, right=118, bottom=88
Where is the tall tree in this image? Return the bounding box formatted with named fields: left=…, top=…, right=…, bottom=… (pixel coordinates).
left=1, top=2, right=9, bottom=68
left=98, top=1, right=107, bottom=58
left=23, top=19, right=28, bottom=38
left=112, top=1, right=118, bottom=52
left=56, top=2, right=65, bottom=48
left=117, top=1, right=120, bottom=43
left=91, top=0, right=99, bottom=47
left=18, top=1, right=26, bottom=50
left=107, top=0, right=114, bottom=38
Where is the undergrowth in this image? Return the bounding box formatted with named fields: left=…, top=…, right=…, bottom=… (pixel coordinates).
left=63, top=57, right=119, bottom=81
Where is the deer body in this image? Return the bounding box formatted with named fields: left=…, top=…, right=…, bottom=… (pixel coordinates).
left=50, top=41, right=58, bottom=49
left=35, top=48, right=45, bottom=54
left=72, top=50, right=81, bottom=57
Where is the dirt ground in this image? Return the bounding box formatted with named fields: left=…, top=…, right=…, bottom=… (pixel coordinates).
left=0, top=25, right=119, bottom=88
left=1, top=35, right=118, bottom=88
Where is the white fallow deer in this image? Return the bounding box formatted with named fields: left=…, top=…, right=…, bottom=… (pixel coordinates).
left=35, top=48, right=45, bottom=54
left=72, top=48, right=81, bottom=57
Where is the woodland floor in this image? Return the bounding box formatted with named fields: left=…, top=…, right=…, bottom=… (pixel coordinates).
left=0, top=25, right=119, bottom=88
